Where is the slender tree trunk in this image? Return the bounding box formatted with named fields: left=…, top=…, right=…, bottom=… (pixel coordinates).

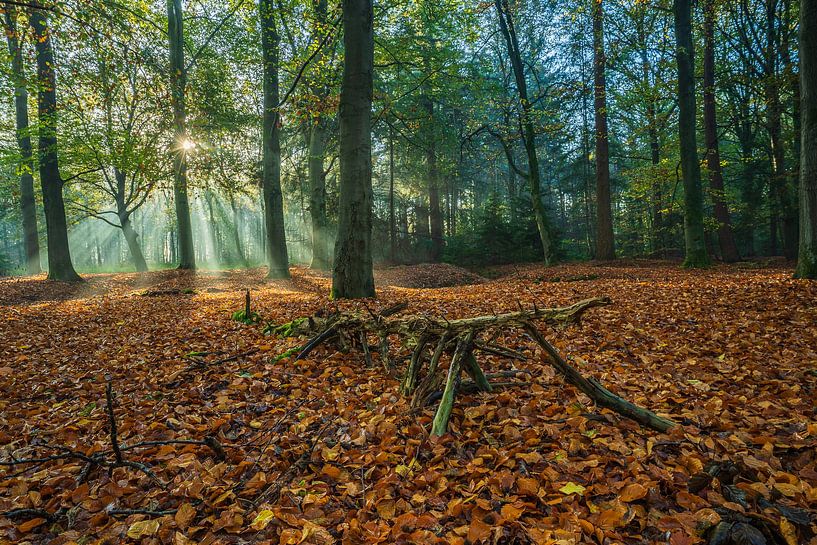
left=229, top=193, right=248, bottom=267
left=703, top=0, right=739, bottom=262
left=389, top=125, right=396, bottom=262
left=765, top=0, right=798, bottom=259
left=795, top=0, right=817, bottom=277
left=29, top=9, right=81, bottom=281
left=307, top=0, right=330, bottom=270
left=112, top=169, right=148, bottom=272
left=307, top=123, right=328, bottom=270
left=260, top=0, right=290, bottom=279
left=495, top=0, right=554, bottom=264
left=592, top=0, right=615, bottom=260
left=167, top=0, right=195, bottom=270
left=3, top=7, right=40, bottom=275
left=674, top=0, right=710, bottom=267
left=331, top=0, right=375, bottom=299
left=422, top=44, right=444, bottom=261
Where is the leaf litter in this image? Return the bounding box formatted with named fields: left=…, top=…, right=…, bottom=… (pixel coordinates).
left=0, top=262, right=815, bottom=544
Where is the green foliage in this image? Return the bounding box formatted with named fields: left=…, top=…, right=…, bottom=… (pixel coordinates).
left=444, top=195, right=540, bottom=266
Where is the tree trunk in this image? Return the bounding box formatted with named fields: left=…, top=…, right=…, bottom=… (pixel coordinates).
left=3, top=7, right=40, bottom=275
left=307, top=0, right=330, bottom=271
left=389, top=126, right=396, bottom=262
left=422, top=51, right=444, bottom=261
left=674, top=0, right=710, bottom=267
left=307, top=122, right=329, bottom=270
left=703, top=0, right=739, bottom=262
left=765, top=0, right=798, bottom=259
left=494, top=0, right=554, bottom=265
left=795, top=0, right=817, bottom=278
left=29, top=9, right=81, bottom=282
left=592, top=0, right=615, bottom=260
left=229, top=193, right=248, bottom=267
left=113, top=169, right=148, bottom=272
left=331, top=0, right=375, bottom=299
left=167, top=0, right=195, bottom=270
left=260, top=0, right=290, bottom=279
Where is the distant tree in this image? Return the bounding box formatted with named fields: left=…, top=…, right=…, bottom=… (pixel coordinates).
left=259, top=0, right=290, bottom=279
left=702, top=0, right=739, bottom=262
left=796, top=0, right=817, bottom=278
left=673, top=0, right=709, bottom=267
left=592, top=0, right=614, bottom=260
left=29, top=7, right=81, bottom=281
left=2, top=6, right=40, bottom=274
left=331, top=0, right=375, bottom=299
left=493, top=0, right=554, bottom=265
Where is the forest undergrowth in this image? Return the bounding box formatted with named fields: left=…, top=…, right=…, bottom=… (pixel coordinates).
left=0, top=262, right=815, bottom=544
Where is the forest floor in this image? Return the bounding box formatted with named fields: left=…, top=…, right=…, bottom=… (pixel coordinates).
left=0, top=261, right=815, bottom=544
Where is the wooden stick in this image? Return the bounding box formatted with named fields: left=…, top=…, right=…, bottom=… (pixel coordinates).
left=523, top=323, right=676, bottom=432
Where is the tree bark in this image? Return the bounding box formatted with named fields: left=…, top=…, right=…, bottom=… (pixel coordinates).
left=167, top=0, right=195, bottom=270
left=3, top=7, right=41, bottom=275
left=389, top=125, right=396, bottom=262
left=113, top=169, right=148, bottom=272
left=260, top=0, right=290, bottom=279
left=674, top=0, right=710, bottom=267
left=29, top=8, right=81, bottom=282
left=795, top=0, right=817, bottom=278
left=307, top=122, right=329, bottom=270
left=331, top=0, right=375, bottom=299
left=703, top=0, right=739, bottom=262
left=592, top=0, right=615, bottom=261
left=764, top=0, right=797, bottom=259
left=307, top=0, right=330, bottom=271
left=494, top=0, right=554, bottom=265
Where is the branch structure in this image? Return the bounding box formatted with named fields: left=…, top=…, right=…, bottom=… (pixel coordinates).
left=271, top=297, right=676, bottom=435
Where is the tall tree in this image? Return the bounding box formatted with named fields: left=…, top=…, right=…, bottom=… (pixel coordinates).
left=167, top=0, right=195, bottom=270
left=307, top=0, right=330, bottom=270
left=702, top=0, right=739, bottom=262
left=259, top=0, right=290, bottom=279
left=2, top=6, right=40, bottom=275
left=29, top=8, right=81, bottom=281
left=331, top=0, right=375, bottom=298
left=795, top=0, right=817, bottom=278
left=494, top=0, right=554, bottom=265
left=674, top=0, right=709, bottom=267
left=592, top=0, right=614, bottom=260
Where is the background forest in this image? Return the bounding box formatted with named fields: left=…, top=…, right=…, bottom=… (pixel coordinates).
left=0, top=0, right=809, bottom=275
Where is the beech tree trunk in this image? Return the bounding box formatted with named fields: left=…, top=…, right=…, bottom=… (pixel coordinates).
left=113, top=169, right=148, bottom=272
left=674, top=0, right=710, bottom=267
left=764, top=0, right=798, bottom=259
left=592, top=0, right=615, bottom=261
left=167, top=0, right=195, bottom=270
left=494, top=0, right=554, bottom=265
left=331, top=0, right=375, bottom=299
left=260, top=0, right=290, bottom=279
left=308, top=121, right=329, bottom=270
left=3, top=7, right=41, bottom=275
left=29, top=9, right=81, bottom=282
left=796, top=0, right=817, bottom=278
left=703, top=0, right=739, bottom=263
left=308, top=0, right=330, bottom=271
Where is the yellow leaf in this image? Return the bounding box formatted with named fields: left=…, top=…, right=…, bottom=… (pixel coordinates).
left=559, top=482, right=586, bottom=495
left=250, top=420, right=262, bottom=429
left=250, top=509, right=275, bottom=531
left=127, top=519, right=160, bottom=539
left=779, top=517, right=798, bottom=545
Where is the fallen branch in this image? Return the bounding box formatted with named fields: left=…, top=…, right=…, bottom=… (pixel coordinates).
left=523, top=324, right=676, bottom=432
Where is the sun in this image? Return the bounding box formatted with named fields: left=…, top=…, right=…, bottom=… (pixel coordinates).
left=180, top=138, right=196, bottom=151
